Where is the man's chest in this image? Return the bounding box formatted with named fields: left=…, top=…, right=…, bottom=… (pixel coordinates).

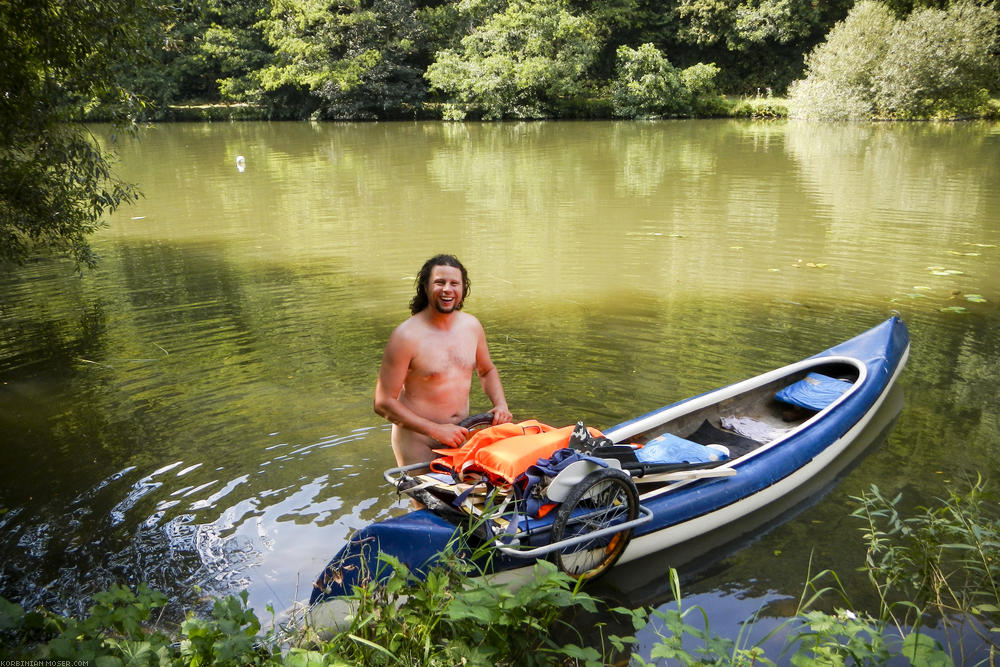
left=409, top=332, right=476, bottom=377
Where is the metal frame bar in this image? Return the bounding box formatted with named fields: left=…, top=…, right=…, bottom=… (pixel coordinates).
left=493, top=505, right=653, bottom=558
left=383, top=463, right=654, bottom=558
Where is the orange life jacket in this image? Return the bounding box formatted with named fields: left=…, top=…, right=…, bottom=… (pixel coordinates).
left=430, top=419, right=605, bottom=486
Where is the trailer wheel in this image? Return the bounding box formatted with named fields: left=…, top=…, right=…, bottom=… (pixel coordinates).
left=549, top=467, right=639, bottom=581
left=459, top=412, right=495, bottom=432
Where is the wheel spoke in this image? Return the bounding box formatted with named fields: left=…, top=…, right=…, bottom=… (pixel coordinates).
left=549, top=468, right=639, bottom=580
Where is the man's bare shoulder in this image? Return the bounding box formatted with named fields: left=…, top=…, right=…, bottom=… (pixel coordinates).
left=454, top=310, right=482, bottom=328
left=387, top=314, right=427, bottom=345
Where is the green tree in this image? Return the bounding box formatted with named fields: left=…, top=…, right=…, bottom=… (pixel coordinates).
left=610, top=43, right=724, bottom=117
left=255, top=0, right=428, bottom=119
left=199, top=0, right=275, bottom=105
left=0, top=0, right=153, bottom=268
left=113, top=0, right=284, bottom=117
left=108, top=0, right=236, bottom=116
left=425, top=0, right=605, bottom=119
left=612, top=43, right=688, bottom=118
left=668, top=0, right=853, bottom=92
left=786, top=0, right=897, bottom=120
left=789, top=0, right=1000, bottom=120
left=873, top=1, right=1000, bottom=119
left=675, top=0, right=838, bottom=50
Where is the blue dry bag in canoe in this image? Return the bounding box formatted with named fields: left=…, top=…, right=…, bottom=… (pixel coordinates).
left=775, top=372, right=853, bottom=411
left=636, top=433, right=728, bottom=464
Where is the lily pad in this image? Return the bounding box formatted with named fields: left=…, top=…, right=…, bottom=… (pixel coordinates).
left=940, top=306, right=968, bottom=313
left=965, top=294, right=987, bottom=303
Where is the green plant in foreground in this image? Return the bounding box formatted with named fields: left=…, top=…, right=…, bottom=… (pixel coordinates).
left=620, top=568, right=767, bottom=666
left=0, top=583, right=278, bottom=665
left=302, top=546, right=609, bottom=665
left=1, top=479, right=996, bottom=665
left=853, top=476, right=1000, bottom=657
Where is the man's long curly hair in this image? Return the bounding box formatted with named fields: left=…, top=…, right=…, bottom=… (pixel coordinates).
left=409, top=254, right=470, bottom=315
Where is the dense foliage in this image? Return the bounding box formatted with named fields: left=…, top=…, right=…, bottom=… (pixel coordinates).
left=111, top=0, right=997, bottom=122
left=425, top=0, right=605, bottom=120
left=611, top=43, right=728, bottom=118
left=1, top=479, right=996, bottom=664
left=97, top=0, right=861, bottom=120
left=789, top=0, right=1000, bottom=119
left=0, top=0, right=157, bottom=267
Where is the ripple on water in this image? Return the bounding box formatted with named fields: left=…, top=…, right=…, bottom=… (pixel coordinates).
left=0, top=424, right=393, bottom=620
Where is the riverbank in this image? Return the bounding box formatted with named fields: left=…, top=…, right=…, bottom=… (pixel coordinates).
left=154, top=96, right=794, bottom=121
left=129, top=94, right=1000, bottom=122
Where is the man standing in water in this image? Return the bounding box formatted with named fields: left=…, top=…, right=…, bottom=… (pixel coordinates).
left=374, top=254, right=512, bottom=466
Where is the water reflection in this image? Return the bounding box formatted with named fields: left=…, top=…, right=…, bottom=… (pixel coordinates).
left=1, top=120, right=998, bottom=629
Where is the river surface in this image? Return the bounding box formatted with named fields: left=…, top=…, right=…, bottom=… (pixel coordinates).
left=1, top=120, right=998, bottom=653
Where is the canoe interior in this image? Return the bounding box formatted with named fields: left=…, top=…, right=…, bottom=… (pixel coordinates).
left=618, top=359, right=861, bottom=486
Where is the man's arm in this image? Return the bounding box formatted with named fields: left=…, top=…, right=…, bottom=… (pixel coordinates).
left=475, top=323, right=512, bottom=425
left=373, top=329, right=469, bottom=447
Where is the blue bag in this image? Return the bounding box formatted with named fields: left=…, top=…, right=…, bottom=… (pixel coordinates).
left=636, top=433, right=727, bottom=464
left=775, top=372, right=853, bottom=411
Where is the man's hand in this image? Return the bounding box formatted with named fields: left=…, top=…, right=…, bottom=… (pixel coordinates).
left=489, top=404, right=513, bottom=425
left=430, top=423, right=470, bottom=448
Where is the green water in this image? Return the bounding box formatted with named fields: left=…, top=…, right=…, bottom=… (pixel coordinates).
left=1, top=121, right=998, bottom=639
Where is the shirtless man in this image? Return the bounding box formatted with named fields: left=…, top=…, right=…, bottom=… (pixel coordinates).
left=374, top=254, right=512, bottom=466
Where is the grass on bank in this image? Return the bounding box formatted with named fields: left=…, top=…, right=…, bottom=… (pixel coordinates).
left=163, top=95, right=792, bottom=121
left=1, top=477, right=997, bottom=665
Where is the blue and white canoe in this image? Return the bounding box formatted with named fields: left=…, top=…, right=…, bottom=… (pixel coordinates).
left=310, top=316, right=910, bottom=605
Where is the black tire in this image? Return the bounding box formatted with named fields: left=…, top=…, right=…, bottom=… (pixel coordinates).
left=459, top=412, right=495, bottom=431
left=549, top=467, right=639, bottom=581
